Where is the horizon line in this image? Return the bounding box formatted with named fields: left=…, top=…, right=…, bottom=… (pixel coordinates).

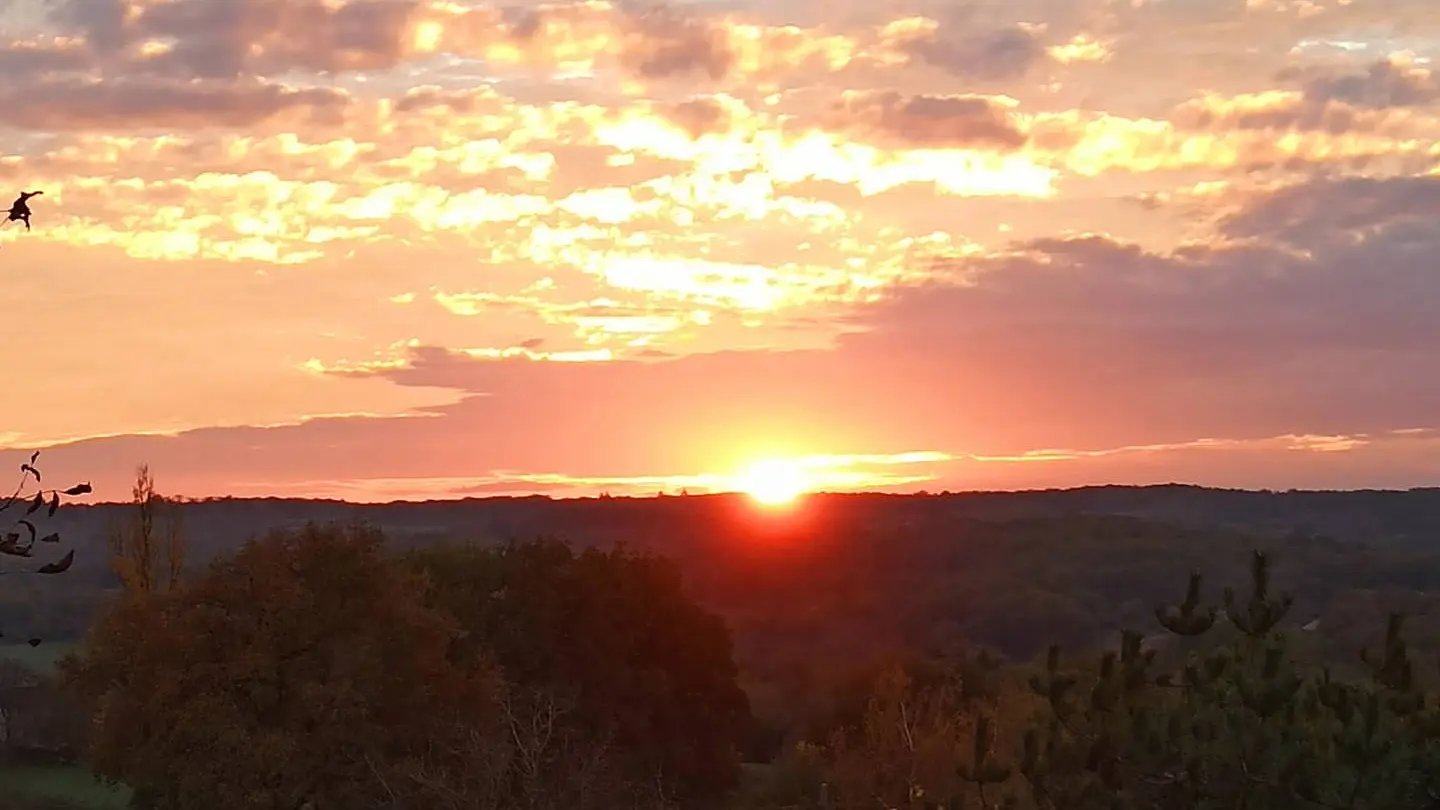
left=64, top=481, right=1440, bottom=508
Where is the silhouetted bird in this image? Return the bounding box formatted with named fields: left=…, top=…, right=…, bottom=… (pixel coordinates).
left=6, top=190, right=42, bottom=231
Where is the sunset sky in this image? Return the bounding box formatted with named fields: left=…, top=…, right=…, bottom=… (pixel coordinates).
left=1, top=0, right=1439, bottom=502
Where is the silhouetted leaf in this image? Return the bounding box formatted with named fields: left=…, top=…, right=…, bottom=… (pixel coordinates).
left=0, top=543, right=32, bottom=557
left=25, top=491, right=42, bottom=515
left=63, top=482, right=91, bottom=496
left=20, top=463, right=39, bottom=481
left=28, top=450, right=38, bottom=465
left=38, top=532, right=59, bottom=543
left=36, top=548, right=73, bottom=574
left=27, top=638, right=40, bottom=647
left=47, top=492, right=58, bottom=517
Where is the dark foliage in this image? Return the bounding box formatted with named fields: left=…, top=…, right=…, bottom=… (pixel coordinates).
left=407, top=539, right=752, bottom=806
left=1003, top=550, right=1440, bottom=809
left=59, top=523, right=498, bottom=810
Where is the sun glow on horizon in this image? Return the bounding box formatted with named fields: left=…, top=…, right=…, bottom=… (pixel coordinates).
left=733, top=458, right=811, bottom=506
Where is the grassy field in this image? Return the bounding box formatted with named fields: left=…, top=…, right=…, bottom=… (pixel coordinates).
left=0, top=641, right=78, bottom=674
left=0, top=765, right=130, bottom=809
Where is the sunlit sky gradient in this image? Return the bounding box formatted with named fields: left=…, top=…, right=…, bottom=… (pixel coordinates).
left=1, top=0, right=1439, bottom=501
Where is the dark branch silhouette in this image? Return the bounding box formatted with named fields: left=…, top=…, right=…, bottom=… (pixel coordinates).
left=0, top=451, right=93, bottom=646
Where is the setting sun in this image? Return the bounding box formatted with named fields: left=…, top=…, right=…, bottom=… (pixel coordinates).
left=734, top=459, right=811, bottom=506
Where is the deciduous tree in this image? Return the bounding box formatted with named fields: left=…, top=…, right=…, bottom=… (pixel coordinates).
left=107, top=465, right=185, bottom=595
left=408, top=539, right=753, bottom=806
left=61, top=522, right=499, bottom=810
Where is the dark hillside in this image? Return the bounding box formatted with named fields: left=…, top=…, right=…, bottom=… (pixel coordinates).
left=9, top=487, right=1440, bottom=729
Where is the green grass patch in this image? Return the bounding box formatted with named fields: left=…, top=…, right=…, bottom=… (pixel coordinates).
left=0, top=765, right=130, bottom=810
left=0, top=642, right=78, bottom=674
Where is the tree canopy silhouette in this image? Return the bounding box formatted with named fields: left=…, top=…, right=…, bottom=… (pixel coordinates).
left=773, top=550, right=1440, bottom=810
left=407, top=538, right=754, bottom=806
left=61, top=522, right=499, bottom=810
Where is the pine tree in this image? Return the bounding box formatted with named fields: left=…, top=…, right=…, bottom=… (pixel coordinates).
left=1004, top=550, right=1440, bottom=810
